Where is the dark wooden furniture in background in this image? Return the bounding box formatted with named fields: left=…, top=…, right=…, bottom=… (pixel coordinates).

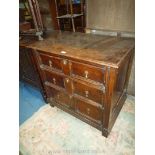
left=48, top=0, right=85, bottom=32
left=48, top=0, right=59, bottom=30
left=19, top=45, right=47, bottom=101
left=20, top=31, right=134, bottom=137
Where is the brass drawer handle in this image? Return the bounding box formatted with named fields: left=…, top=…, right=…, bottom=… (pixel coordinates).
left=49, top=60, right=52, bottom=67
left=63, top=59, right=67, bottom=65
left=85, top=90, right=89, bottom=98
left=87, top=108, right=90, bottom=114
left=84, top=70, right=88, bottom=78
left=66, top=78, right=69, bottom=83
left=53, top=78, right=56, bottom=84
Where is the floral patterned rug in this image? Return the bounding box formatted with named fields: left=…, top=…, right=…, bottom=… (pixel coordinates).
left=19, top=96, right=135, bottom=155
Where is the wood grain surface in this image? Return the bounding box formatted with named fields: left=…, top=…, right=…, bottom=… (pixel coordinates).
left=20, top=31, right=134, bottom=68
left=86, top=0, right=135, bottom=33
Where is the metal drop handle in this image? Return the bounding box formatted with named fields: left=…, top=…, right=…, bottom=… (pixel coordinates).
left=84, top=70, right=88, bottom=78
left=63, top=59, right=67, bottom=65
left=49, top=60, right=52, bottom=67
left=53, top=78, right=56, bottom=84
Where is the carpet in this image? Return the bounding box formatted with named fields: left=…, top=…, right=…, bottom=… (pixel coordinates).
left=19, top=96, right=135, bottom=155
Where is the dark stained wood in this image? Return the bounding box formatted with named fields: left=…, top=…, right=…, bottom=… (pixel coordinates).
left=19, top=46, right=47, bottom=101
left=20, top=31, right=134, bottom=137
left=64, top=77, right=73, bottom=94
left=45, top=85, right=73, bottom=108
left=53, top=1, right=86, bottom=32
left=74, top=97, right=102, bottom=124
left=61, top=59, right=71, bottom=75
left=39, top=53, right=62, bottom=71
left=124, top=49, right=135, bottom=91
left=107, top=90, right=127, bottom=135
left=19, top=22, right=31, bottom=31
left=73, top=79, right=103, bottom=105
left=50, top=98, right=102, bottom=131
left=25, top=31, right=134, bottom=68
left=71, top=61, right=104, bottom=83
left=47, top=0, right=59, bottom=30
left=19, top=47, right=40, bottom=87
left=102, top=66, right=117, bottom=136
left=43, top=70, right=65, bottom=88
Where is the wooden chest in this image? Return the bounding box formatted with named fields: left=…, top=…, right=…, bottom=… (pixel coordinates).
left=25, top=31, right=134, bottom=137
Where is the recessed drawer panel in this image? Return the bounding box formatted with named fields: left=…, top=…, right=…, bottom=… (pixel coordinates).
left=40, top=54, right=62, bottom=71
left=71, top=62, right=104, bottom=83
left=43, top=70, right=64, bottom=88
left=73, top=80, right=103, bottom=104
left=45, top=85, right=74, bottom=109
left=75, top=97, right=102, bottom=123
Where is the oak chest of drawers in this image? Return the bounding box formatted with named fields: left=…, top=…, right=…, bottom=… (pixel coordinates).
left=25, top=31, right=134, bottom=137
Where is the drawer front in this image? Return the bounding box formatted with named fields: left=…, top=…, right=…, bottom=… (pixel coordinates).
left=43, top=70, right=64, bottom=88
left=73, top=80, right=103, bottom=104
left=40, top=54, right=62, bottom=71
left=45, top=85, right=74, bottom=109
left=71, top=62, right=104, bottom=83
left=75, top=98, right=102, bottom=123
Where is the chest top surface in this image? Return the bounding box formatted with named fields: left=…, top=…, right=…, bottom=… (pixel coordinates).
left=20, top=31, right=135, bottom=68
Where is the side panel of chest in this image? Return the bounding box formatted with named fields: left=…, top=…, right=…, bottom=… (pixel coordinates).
left=102, top=51, right=134, bottom=136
